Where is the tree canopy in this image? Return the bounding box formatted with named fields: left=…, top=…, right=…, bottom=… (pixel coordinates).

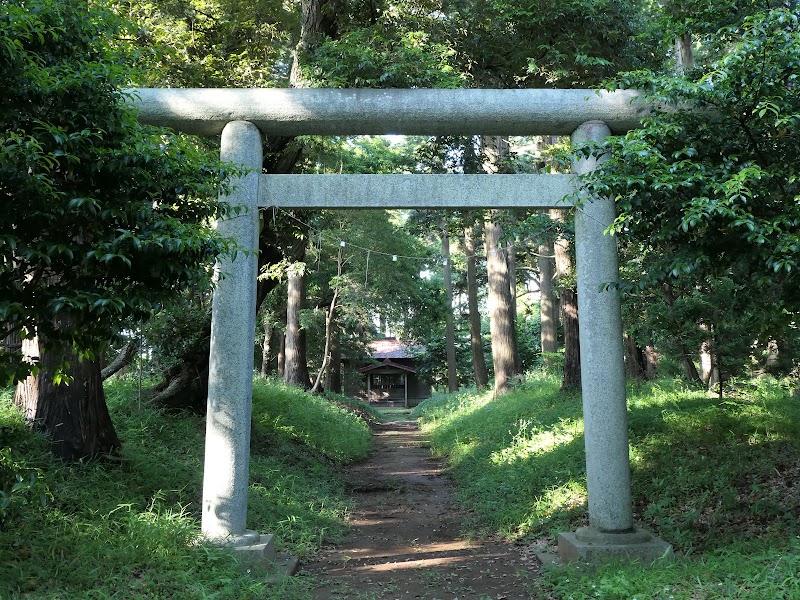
left=0, top=0, right=239, bottom=385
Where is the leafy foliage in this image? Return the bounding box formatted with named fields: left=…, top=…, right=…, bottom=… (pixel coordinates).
left=113, top=0, right=297, bottom=87
left=577, top=7, right=800, bottom=379
left=0, top=0, right=240, bottom=384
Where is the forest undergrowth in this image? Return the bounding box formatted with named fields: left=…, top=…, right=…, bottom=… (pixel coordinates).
left=0, top=377, right=372, bottom=599
left=414, top=372, right=800, bottom=599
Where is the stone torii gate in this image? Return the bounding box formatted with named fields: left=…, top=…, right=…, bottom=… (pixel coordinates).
left=131, top=88, right=671, bottom=563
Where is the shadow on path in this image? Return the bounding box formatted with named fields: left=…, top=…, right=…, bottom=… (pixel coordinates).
left=300, top=420, right=549, bottom=599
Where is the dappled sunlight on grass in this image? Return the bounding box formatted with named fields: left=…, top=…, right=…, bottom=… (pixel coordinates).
left=0, top=377, right=368, bottom=599
left=491, top=416, right=584, bottom=465
left=416, top=372, right=800, bottom=598
left=416, top=374, right=587, bottom=538
left=626, top=378, right=800, bottom=555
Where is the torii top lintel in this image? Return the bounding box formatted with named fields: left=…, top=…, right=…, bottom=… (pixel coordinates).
left=126, top=88, right=647, bottom=137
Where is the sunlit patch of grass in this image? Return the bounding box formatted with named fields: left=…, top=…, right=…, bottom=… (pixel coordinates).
left=491, top=416, right=583, bottom=465
left=252, top=377, right=371, bottom=464
left=417, top=372, right=800, bottom=599
left=1, top=376, right=371, bottom=598
left=416, top=374, right=586, bottom=539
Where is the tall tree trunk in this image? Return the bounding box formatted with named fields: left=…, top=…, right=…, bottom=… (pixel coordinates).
left=506, top=238, right=521, bottom=374
left=554, top=212, right=580, bottom=389
left=674, top=32, right=695, bottom=75
left=326, top=338, right=342, bottom=393
left=507, top=239, right=517, bottom=318
left=482, top=135, right=518, bottom=395
left=560, top=289, right=581, bottom=389
left=484, top=212, right=518, bottom=395
left=260, top=313, right=274, bottom=376
left=464, top=224, right=489, bottom=390
left=538, top=236, right=558, bottom=366
left=277, top=331, right=286, bottom=379
left=311, top=246, right=343, bottom=393
left=285, top=267, right=309, bottom=388
left=15, top=335, right=120, bottom=461
left=441, top=220, right=459, bottom=393
left=290, top=0, right=336, bottom=88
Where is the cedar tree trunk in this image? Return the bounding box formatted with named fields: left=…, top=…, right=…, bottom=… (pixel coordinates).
left=484, top=211, right=518, bottom=395
left=441, top=221, right=459, bottom=392
left=260, top=314, right=275, bottom=377
left=15, top=335, right=120, bottom=461
left=554, top=227, right=580, bottom=389
left=538, top=236, right=558, bottom=364
left=464, top=224, right=488, bottom=390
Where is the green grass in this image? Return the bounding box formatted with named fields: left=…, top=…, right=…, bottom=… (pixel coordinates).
left=322, top=390, right=382, bottom=426
left=415, top=373, right=800, bottom=599
left=0, top=377, right=373, bottom=599
left=375, top=407, right=415, bottom=422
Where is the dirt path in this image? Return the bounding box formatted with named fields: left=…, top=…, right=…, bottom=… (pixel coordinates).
left=300, top=420, right=547, bottom=599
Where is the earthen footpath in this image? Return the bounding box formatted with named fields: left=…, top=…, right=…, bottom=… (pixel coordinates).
left=300, top=420, right=552, bottom=599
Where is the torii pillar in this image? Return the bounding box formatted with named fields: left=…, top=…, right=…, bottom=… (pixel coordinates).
left=557, top=121, right=672, bottom=562
left=201, top=121, right=274, bottom=559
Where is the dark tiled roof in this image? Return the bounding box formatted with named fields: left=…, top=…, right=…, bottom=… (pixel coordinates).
left=358, top=358, right=417, bottom=374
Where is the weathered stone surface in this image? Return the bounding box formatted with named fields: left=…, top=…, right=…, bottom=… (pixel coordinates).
left=202, top=121, right=262, bottom=540
left=126, top=88, right=649, bottom=136
left=230, top=534, right=277, bottom=563
left=558, top=527, right=673, bottom=563
left=259, top=173, right=577, bottom=209
left=572, top=120, right=634, bottom=534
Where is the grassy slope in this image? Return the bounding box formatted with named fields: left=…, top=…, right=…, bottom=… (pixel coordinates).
left=0, top=377, right=372, bottom=599
left=415, top=373, right=800, bottom=599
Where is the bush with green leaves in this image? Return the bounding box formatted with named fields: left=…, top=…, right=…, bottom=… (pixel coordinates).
left=578, top=7, right=800, bottom=381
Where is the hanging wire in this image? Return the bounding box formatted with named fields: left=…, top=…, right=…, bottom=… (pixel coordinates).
left=269, top=206, right=575, bottom=262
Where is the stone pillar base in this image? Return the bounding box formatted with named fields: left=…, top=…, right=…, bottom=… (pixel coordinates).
left=229, top=532, right=277, bottom=564
left=558, top=526, right=672, bottom=563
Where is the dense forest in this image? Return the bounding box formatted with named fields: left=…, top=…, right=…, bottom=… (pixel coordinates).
left=2, top=0, right=797, bottom=459
left=2, top=0, right=799, bottom=598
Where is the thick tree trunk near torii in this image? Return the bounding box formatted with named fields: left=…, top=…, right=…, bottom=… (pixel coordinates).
left=538, top=236, right=559, bottom=365
left=554, top=225, right=580, bottom=389
left=484, top=212, right=519, bottom=396
left=464, top=224, right=488, bottom=390
left=441, top=221, right=459, bottom=393
left=15, top=336, right=120, bottom=461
